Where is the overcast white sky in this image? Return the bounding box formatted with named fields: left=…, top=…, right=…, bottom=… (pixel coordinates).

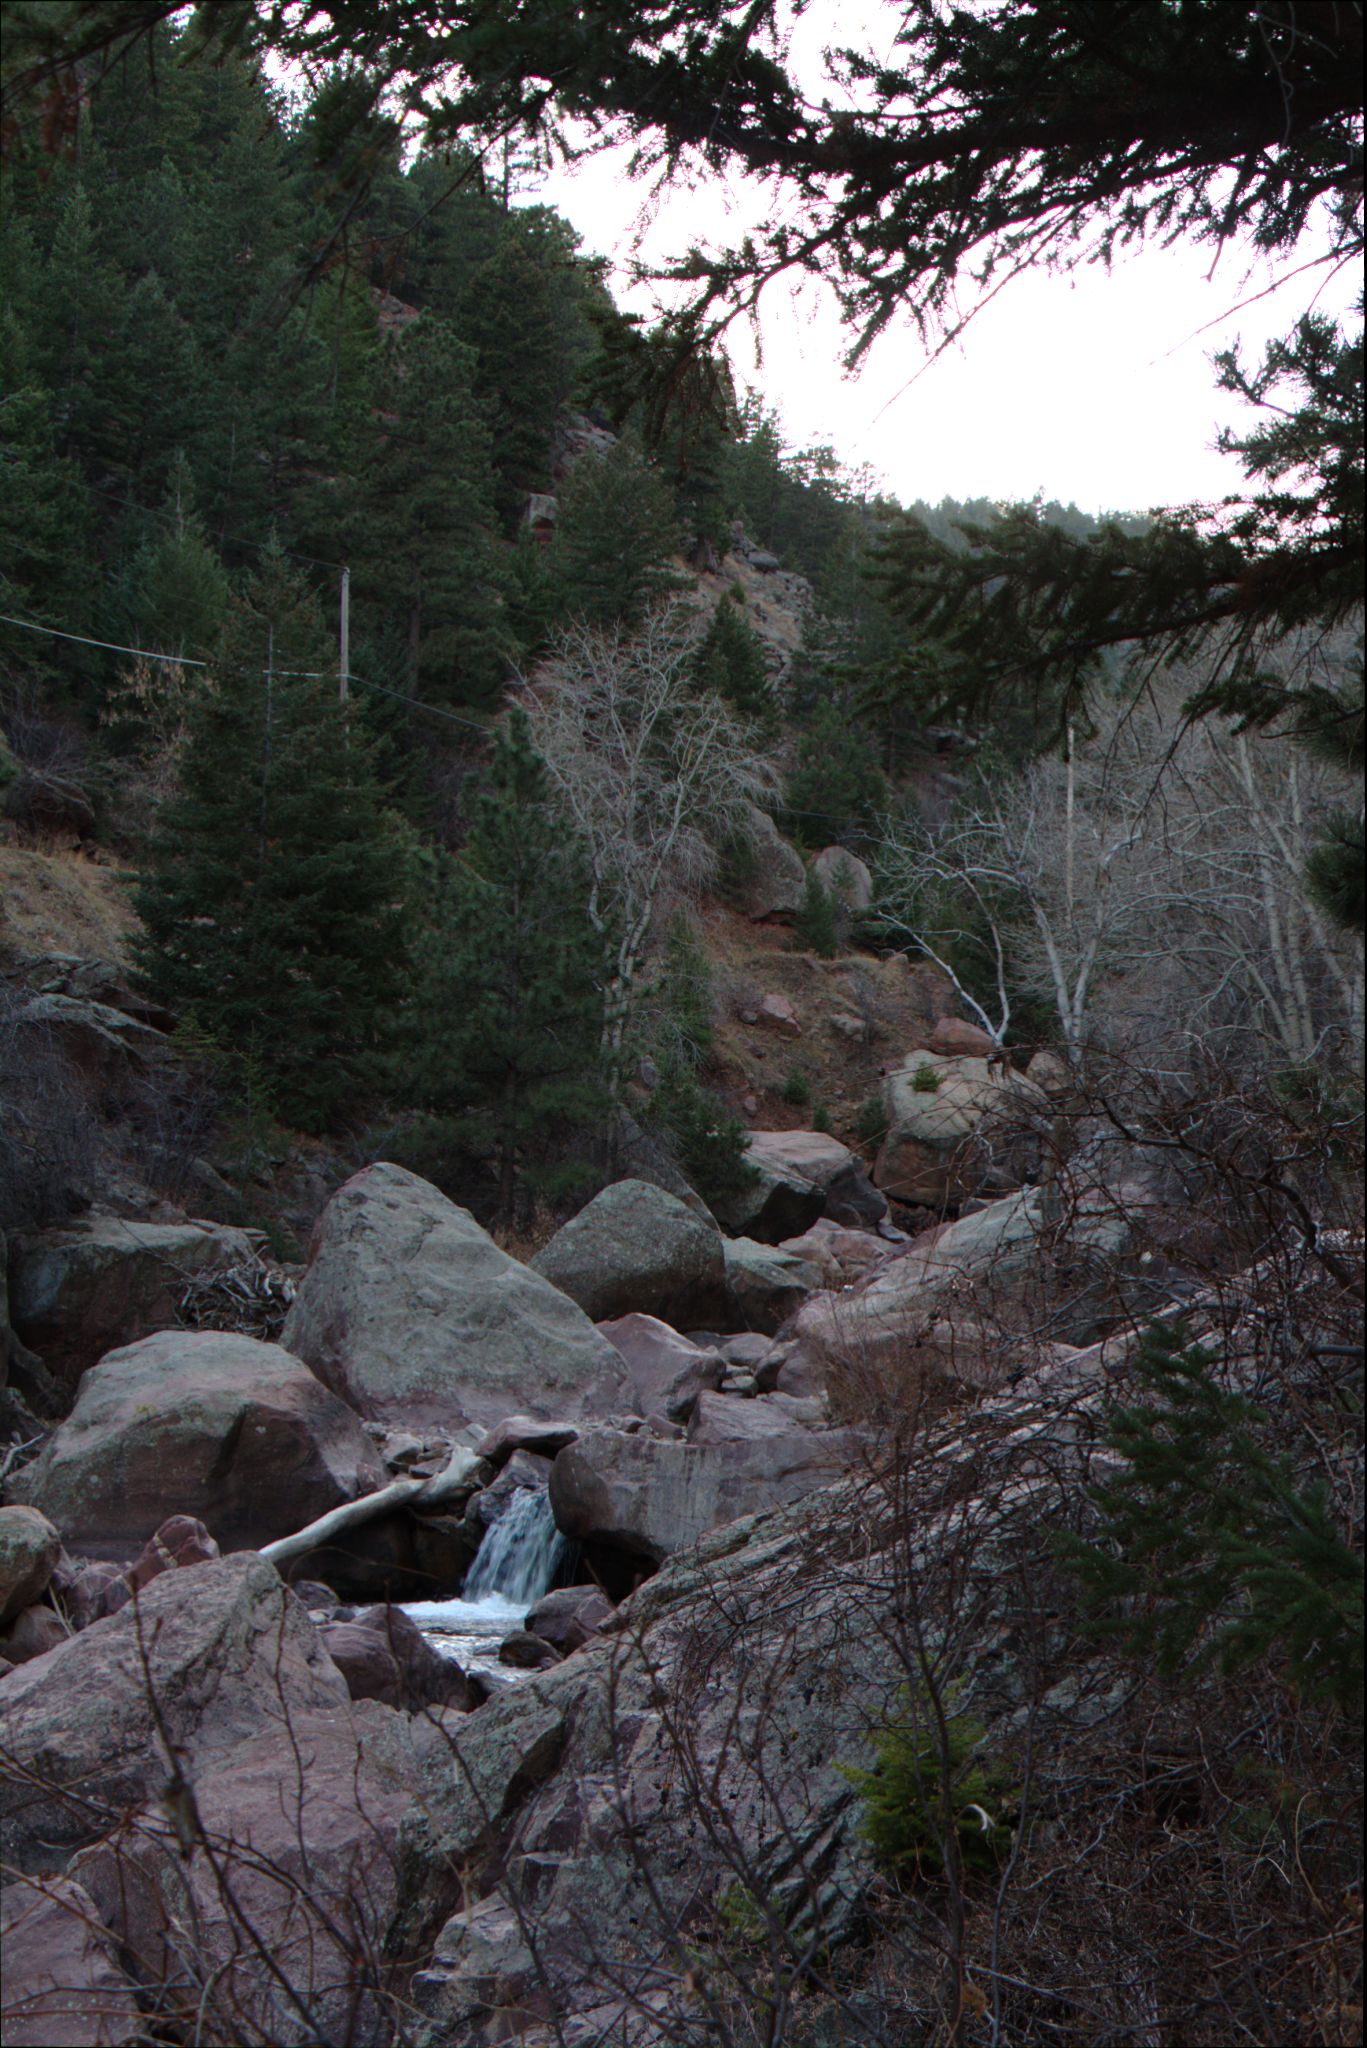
left=530, top=141, right=1357, bottom=518
left=525, top=0, right=1359, bottom=516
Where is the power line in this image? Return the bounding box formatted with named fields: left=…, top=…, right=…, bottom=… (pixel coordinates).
left=0, top=610, right=207, bottom=667
left=0, top=607, right=897, bottom=787
left=0, top=607, right=494, bottom=731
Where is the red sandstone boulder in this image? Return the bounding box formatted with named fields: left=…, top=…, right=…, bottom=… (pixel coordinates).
left=9, top=1217, right=255, bottom=1393
left=8, top=1331, right=384, bottom=1559
left=0, top=1876, right=142, bottom=2046
left=75, top=1702, right=439, bottom=2048
left=597, top=1313, right=725, bottom=1422
left=0, top=1553, right=348, bottom=1874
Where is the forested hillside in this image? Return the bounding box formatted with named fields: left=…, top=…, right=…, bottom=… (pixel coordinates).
left=2, top=27, right=1157, bottom=1215
left=0, top=9, right=1361, bottom=2047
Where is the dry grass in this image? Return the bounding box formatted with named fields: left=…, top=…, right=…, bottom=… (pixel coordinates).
left=0, top=845, right=137, bottom=963
left=695, top=899, right=949, bottom=1144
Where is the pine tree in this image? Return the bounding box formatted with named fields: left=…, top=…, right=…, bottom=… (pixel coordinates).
left=1057, top=1321, right=1364, bottom=1715
left=795, top=866, right=839, bottom=958
left=641, top=910, right=756, bottom=1212
left=456, top=236, right=562, bottom=526
left=351, top=315, right=508, bottom=710
left=783, top=700, right=886, bottom=850
left=133, top=541, right=410, bottom=1131
left=415, top=708, right=606, bottom=1221
left=690, top=594, right=775, bottom=733
left=118, top=454, right=229, bottom=660
left=552, top=438, right=681, bottom=628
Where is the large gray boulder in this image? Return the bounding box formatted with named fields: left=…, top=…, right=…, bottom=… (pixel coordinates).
left=715, top=1129, right=887, bottom=1241
left=8, top=1330, right=385, bottom=1560
left=874, top=1051, right=1046, bottom=1206
left=8, top=1216, right=255, bottom=1394
left=0, top=1506, right=61, bottom=1626
left=281, top=1163, right=628, bottom=1430
left=722, top=1237, right=823, bottom=1333
left=812, top=844, right=873, bottom=914
left=0, top=1553, right=348, bottom=1874
left=532, top=1179, right=726, bottom=1328
left=734, top=804, right=806, bottom=921
left=548, top=1425, right=860, bottom=1567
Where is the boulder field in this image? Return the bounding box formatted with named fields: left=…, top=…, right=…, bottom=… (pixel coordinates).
left=4, top=1113, right=1150, bottom=2042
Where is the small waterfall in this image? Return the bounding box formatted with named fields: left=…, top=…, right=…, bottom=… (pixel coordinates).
left=462, top=1487, right=569, bottom=1607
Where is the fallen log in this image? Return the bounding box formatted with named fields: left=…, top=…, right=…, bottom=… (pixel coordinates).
left=258, top=1445, right=482, bottom=1572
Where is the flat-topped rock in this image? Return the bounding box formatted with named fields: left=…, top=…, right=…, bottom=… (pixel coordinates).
left=476, top=1416, right=583, bottom=1469
left=548, top=1425, right=861, bottom=1567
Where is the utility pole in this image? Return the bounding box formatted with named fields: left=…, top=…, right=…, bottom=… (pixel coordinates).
left=339, top=565, right=350, bottom=704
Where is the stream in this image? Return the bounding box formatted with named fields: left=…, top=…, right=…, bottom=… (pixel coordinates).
left=402, top=1486, right=570, bottom=1684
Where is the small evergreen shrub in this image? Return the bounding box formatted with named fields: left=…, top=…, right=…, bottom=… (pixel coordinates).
left=911, top=1062, right=940, bottom=1093
left=1057, top=1320, right=1365, bottom=1715
left=782, top=700, right=887, bottom=848
left=795, top=865, right=840, bottom=957
left=782, top=1069, right=812, bottom=1107
left=856, top=1093, right=889, bottom=1145
left=843, top=1684, right=1017, bottom=1879
left=653, top=1069, right=758, bottom=1210
left=714, top=1881, right=767, bottom=1950
left=812, top=1102, right=833, bottom=1134
left=690, top=595, right=775, bottom=733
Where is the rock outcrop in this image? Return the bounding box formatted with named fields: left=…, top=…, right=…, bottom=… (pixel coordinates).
left=547, top=1424, right=860, bottom=1569
left=75, top=1702, right=441, bottom=2048
left=8, top=1331, right=385, bottom=1559
left=9, top=1217, right=255, bottom=1393
left=787, top=1187, right=1131, bottom=1395
left=282, top=1164, right=628, bottom=1429
left=0, top=1875, right=143, bottom=2047
left=716, top=1128, right=888, bottom=1241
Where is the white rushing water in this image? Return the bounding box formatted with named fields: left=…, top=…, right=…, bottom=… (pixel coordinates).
left=402, top=1486, right=570, bottom=1679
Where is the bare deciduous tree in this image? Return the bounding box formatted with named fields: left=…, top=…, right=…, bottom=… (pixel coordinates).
left=523, top=603, right=775, bottom=1093
left=874, top=686, right=1362, bottom=1073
